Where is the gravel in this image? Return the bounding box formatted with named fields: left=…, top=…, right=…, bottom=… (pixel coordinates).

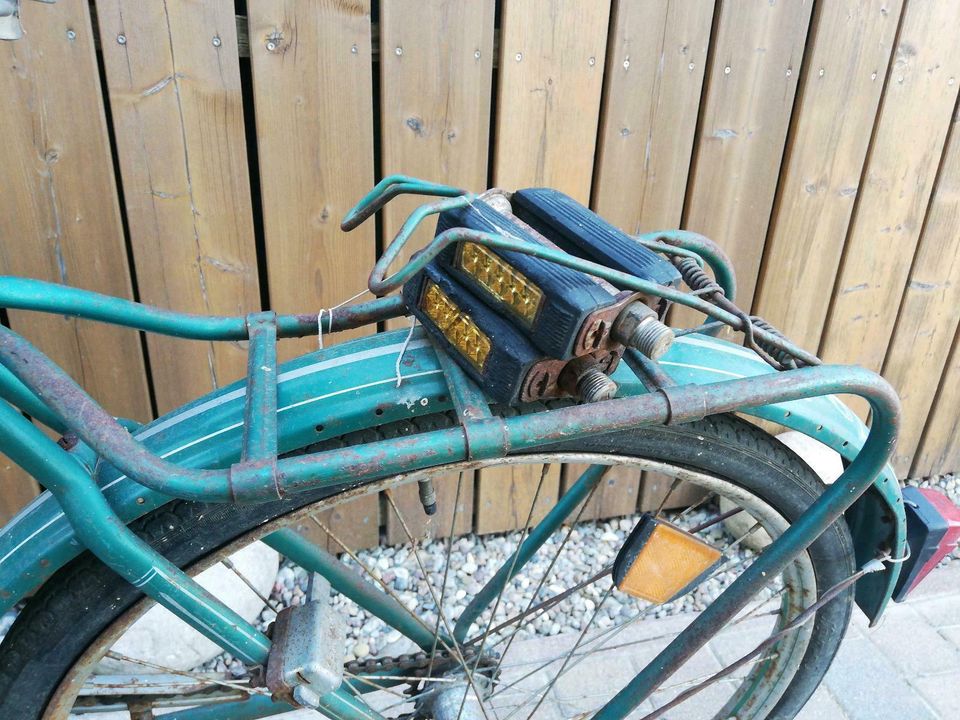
left=2, top=473, right=957, bottom=673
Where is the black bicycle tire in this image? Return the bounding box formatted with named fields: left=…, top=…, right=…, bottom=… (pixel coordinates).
left=0, top=412, right=855, bottom=720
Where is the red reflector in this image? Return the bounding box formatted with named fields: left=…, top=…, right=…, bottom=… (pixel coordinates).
left=892, top=487, right=960, bottom=602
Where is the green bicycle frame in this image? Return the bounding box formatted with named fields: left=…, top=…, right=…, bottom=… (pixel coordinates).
left=0, top=179, right=906, bottom=718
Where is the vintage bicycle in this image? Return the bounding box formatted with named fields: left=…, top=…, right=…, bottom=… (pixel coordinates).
left=0, top=176, right=951, bottom=719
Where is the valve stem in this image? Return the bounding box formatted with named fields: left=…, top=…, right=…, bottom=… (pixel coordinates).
left=418, top=477, right=438, bottom=516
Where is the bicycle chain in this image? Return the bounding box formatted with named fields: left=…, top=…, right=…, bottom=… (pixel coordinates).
left=344, top=644, right=495, bottom=680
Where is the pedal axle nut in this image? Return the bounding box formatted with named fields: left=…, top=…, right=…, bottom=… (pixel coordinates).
left=613, top=303, right=674, bottom=359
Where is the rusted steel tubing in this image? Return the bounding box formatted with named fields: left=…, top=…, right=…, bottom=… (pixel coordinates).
left=367, top=227, right=819, bottom=367
left=593, top=367, right=901, bottom=718
left=0, top=277, right=404, bottom=340
left=0, top=400, right=272, bottom=665
left=0, top=325, right=233, bottom=502
left=0, top=360, right=66, bottom=432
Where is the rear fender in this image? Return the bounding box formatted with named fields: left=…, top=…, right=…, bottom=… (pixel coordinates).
left=0, top=330, right=904, bottom=622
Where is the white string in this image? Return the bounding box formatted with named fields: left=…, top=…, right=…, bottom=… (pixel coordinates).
left=395, top=316, right=418, bottom=387
left=318, top=288, right=373, bottom=349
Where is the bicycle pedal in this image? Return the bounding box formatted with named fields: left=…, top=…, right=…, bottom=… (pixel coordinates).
left=265, top=574, right=346, bottom=708
left=613, top=513, right=722, bottom=605
left=404, top=262, right=620, bottom=404
left=434, top=191, right=675, bottom=360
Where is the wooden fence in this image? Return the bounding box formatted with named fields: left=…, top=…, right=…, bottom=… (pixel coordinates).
left=2, top=1, right=960, bottom=547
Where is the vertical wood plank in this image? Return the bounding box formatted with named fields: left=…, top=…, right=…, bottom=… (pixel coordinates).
left=884, top=105, right=960, bottom=476
left=96, top=0, right=261, bottom=414
left=248, top=0, right=378, bottom=547
left=913, top=326, right=960, bottom=477
left=673, top=0, right=813, bottom=330
left=292, top=494, right=381, bottom=553
left=0, top=454, right=39, bottom=526
left=592, top=0, right=714, bottom=232
left=379, top=0, right=494, bottom=529
left=475, top=463, right=561, bottom=535
left=247, top=0, right=377, bottom=361
left=379, top=0, right=494, bottom=331
left=384, top=473, right=474, bottom=546
left=0, top=0, right=151, bottom=421
left=483, top=0, right=610, bottom=532
left=560, top=463, right=639, bottom=522
left=752, top=0, right=902, bottom=352
left=493, top=0, right=612, bottom=203
left=819, top=1, right=960, bottom=377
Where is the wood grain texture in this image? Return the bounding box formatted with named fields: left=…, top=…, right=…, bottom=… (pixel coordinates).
left=561, top=463, right=639, bottom=522
left=0, top=0, right=151, bottom=421
left=0, top=454, right=39, bottom=526
left=819, top=0, right=960, bottom=376
left=475, top=463, right=560, bottom=535
left=592, top=0, right=714, bottom=232
left=493, top=0, right=612, bottom=203
left=913, top=325, right=960, bottom=478
left=247, top=0, right=377, bottom=360
left=293, top=494, right=380, bottom=553
left=96, top=0, right=261, bottom=413
left=884, top=106, right=960, bottom=477
left=674, top=0, right=813, bottom=330
left=384, top=473, right=474, bottom=546
left=752, top=0, right=902, bottom=352
left=379, top=0, right=494, bottom=331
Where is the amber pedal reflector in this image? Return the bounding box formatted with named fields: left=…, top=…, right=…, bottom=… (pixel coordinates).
left=613, top=514, right=722, bottom=605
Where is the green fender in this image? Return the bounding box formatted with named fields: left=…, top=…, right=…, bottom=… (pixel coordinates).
left=0, top=329, right=904, bottom=622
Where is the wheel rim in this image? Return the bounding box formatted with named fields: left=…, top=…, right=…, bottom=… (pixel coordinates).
left=44, top=453, right=819, bottom=720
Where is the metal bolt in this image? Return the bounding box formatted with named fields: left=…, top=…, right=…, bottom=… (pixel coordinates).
left=786, top=67, right=792, bottom=77
left=266, top=41, right=276, bottom=51
left=212, top=35, right=221, bottom=47
left=117, top=33, right=127, bottom=45
left=577, top=367, right=618, bottom=404
left=395, top=46, right=403, bottom=56
left=588, top=56, right=596, bottom=67
left=66, top=29, right=76, bottom=41
left=351, top=44, right=358, bottom=54
left=612, top=303, right=674, bottom=359
left=819, top=67, right=825, bottom=77
left=871, top=72, right=878, bottom=80
left=474, top=49, right=481, bottom=59
left=623, top=58, right=630, bottom=69
left=723, top=65, right=731, bottom=75
left=688, top=62, right=695, bottom=71
left=515, top=52, right=523, bottom=62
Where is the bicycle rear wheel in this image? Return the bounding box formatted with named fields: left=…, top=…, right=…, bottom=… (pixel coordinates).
left=0, top=412, right=854, bottom=719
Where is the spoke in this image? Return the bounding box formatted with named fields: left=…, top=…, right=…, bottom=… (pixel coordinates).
left=676, top=490, right=717, bottom=521
left=427, top=471, right=466, bottom=680
left=508, top=585, right=615, bottom=720
left=344, top=670, right=416, bottom=700
left=309, top=514, right=439, bottom=643
left=382, top=488, right=493, bottom=720
left=654, top=477, right=684, bottom=517
left=221, top=555, right=281, bottom=614
left=486, top=471, right=603, bottom=681
left=102, top=651, right=268, bottom=697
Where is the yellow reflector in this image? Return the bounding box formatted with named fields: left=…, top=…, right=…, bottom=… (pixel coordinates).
left=420, top=280, right=492, bottom=371
left=457, top=242, right=544, bottom=324
left=613, top=514, right=722, bottom=604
